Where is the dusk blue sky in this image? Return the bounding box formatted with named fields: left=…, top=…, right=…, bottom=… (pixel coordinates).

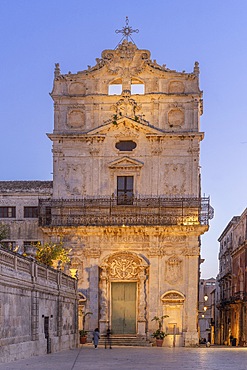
left=1, top=1, right=247, bottom=279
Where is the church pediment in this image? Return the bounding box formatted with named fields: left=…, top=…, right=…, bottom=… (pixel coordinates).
left=108, top=156, right=143, bottom=170
left=86, top=117, right=164, bottom=137
left=84, top=40, right=151, bottom=76
left=161, top=290, right=185, bottom=303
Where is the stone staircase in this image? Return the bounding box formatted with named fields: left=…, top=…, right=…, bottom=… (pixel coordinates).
left=98, top=335, right=152, bottom=347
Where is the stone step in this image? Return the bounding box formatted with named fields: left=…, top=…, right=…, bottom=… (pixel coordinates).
left=98, top=335, right=152, bottom=347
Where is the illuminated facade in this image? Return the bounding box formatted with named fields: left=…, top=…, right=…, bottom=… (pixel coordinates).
left=0, top=33, right=213, bottom=346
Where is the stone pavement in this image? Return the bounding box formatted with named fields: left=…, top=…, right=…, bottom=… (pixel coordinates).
left=1, top=345, right=247, bottom=370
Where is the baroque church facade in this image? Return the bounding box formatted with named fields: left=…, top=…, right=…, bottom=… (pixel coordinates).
left=0, top=31, right=213, bottom=346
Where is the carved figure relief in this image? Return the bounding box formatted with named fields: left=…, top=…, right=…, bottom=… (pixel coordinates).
left=165, top=256, right=182, bottom=284
left=114, top=122, right=140, bottom=138
left=113, top=90, right=141, bottom=118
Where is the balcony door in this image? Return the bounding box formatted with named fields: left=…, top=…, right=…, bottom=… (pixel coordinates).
left=117, top=176, right=133, bottom=205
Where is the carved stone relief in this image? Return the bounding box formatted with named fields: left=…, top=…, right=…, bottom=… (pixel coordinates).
left=161, top=290, right=185, bottom=303
left=113, top=90, right=141, bottom=118
left=168, top=109, right=184, bottom=127
left=64, top=163, right=86, bottom=196
left=114, top=123, right=140, bottom=138
left=67, top=110, right=85, bottom=129
left=168, top=81, right=185, bottom=94
left=148, top=137, right=162, bottom=155
left=101, top=41, right=150, bottom=77
left=83, top=245, right=101, bottom=258
left=86, top=137, right=104, bottom=155
left=181, top=246, right=199, bottom=256
left=163, top=163, right=186, bottom=195
left=102, top=251, right=148, bottom=280
left=70, top=257, right=83, bottom=283
left=68, top=82, right=86, bottom=95
left=160, top=235, right=186, bottom=243
left=165, top=256, right=183, bottom=284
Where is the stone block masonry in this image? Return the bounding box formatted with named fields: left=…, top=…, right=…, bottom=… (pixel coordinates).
left=0, top=247, right=79, bottom=363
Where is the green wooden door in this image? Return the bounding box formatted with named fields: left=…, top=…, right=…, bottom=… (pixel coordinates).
left=111, top=282, right=136, bottom=334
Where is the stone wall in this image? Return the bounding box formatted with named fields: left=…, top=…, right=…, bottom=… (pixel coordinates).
left=0, top=247, right=78, bottom=363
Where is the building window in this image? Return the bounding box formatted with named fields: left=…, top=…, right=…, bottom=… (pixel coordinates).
left=115, top=141, right=137, bottom=151
left=131, top=78, right=144, bottom=95
left=24, top=206, right=38, bottom=218
left=117, top=176, right=133, bottom=205
left=108, top=78, right=122, bottom=95
left=0, top=207, right=16, bottom=218
left=23, top=241, right=39, bottom=253
left=131, top=83, right=144, bottom=95
left=109, top=84, right=122, bottom=95
left=0, top=241, right=16, bottom=251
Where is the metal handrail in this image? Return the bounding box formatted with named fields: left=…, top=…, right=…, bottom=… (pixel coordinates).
left=38, top=196, right=212, bottom=227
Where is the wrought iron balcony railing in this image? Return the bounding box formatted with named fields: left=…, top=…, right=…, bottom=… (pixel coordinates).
left=230, top=291, right=247, bottom=303
left=38, top=196, right=213, bottom=227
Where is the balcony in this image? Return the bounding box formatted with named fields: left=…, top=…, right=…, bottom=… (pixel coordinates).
left=38, top=196, right=213, bottom=228
left=230, top=291, right=247, bottom=303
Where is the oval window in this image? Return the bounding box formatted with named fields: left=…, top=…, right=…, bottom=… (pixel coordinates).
left=115, top=141, right=137, bottom=151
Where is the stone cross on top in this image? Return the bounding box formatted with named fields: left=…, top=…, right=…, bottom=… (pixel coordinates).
left=115, top=17, right=139, bottom=44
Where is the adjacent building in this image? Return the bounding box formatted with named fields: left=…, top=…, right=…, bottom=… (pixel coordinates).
left=198, top=277, right=216, bottom=344
left=0, top=28, right=213, bottom=346
left=217, top=209, right=247, bottom=345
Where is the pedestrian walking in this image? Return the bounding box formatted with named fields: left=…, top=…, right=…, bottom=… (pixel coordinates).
left=93, top=328, right=100, bottom=349
left=105, top=327, right=112, bottom=349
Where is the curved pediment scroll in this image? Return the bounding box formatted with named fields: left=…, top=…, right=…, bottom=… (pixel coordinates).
left=101, top=251, right=148, bottom=280
left=161, top=290, right=185, bottom=304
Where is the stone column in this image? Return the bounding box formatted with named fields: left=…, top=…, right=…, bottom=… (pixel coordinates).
left=137, top=267, right=147, bottom=336
left=89, top=264, right=100, bottom=330
left=184, top=252, right=199, bottom=347
left=99, top=265, right=108, bottom=334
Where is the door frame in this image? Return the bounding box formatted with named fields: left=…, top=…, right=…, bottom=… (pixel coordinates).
left=99, top=251, right=149, bottom=336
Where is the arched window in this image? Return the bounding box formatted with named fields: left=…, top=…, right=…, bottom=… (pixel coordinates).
left=108, top=78, right=122, bottom=95
left=131, top=78, right=144, bottom=95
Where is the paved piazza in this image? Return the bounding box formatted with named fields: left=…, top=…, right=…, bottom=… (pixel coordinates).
left=1, top=346, right=247, bottom=370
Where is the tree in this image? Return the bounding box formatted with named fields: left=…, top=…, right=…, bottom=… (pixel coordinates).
left=0, top=223, right=9, bottom=243
left=35, top=242, right=71, bottom=267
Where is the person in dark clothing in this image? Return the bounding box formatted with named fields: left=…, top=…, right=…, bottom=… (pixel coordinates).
left=105, top=328, right=112, bottom=349
left=93, top=328, right=100, bottom=349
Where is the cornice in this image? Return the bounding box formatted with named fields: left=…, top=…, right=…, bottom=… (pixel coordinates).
left=47, top=131, right=204, bottom=141
left=41, top=224, right=208, bottom=237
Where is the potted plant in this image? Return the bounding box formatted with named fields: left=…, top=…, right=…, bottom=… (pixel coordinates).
left=151, top=315, right=169, bottom=347
left=79, top=329, right=88, bottom=344
left=79, top=311, right=92, bottom=344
